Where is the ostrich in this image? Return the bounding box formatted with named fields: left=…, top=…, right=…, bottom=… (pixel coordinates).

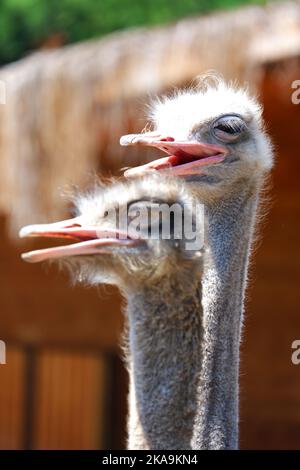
left=120, top=78, right=274, bottom=449
left=20, top=79, right=273, bottom=450
left=20, top=174, right=205, bottom=450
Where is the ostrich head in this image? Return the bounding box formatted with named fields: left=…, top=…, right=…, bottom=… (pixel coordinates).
left=20, top=175, right=203, bottom=290
left=121, top=78, right=273, bottom=201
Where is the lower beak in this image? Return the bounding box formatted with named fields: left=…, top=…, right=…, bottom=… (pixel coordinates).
left=120, top=132, right=227, bottom=177
left=19, top=216, right=140, bottom=263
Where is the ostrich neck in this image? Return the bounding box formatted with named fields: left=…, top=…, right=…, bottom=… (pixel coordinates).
left=125, top=274, right=202, bottom=450
left=193, top=179, right=261, bottom=449
left=124, top=179, right=261, bottom=450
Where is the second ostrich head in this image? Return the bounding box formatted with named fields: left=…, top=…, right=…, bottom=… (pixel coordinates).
left=20, top=174, right=203, bottom=290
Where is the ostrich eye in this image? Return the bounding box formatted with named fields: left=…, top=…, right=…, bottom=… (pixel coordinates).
left=127, top=200, right=178, bottom=239
left=212, top=115, right=246, bottom=142
left=127, top=200, right=155, bottom=237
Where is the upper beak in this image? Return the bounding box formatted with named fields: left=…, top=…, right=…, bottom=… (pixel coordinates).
left=120, top=131, right=227, bottom=177
left=19, top=216, right=140, bottom=263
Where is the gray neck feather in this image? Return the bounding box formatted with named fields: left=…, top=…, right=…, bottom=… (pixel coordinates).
left=125, top=276, right=202, bottom=450
left=192, top=179, right=260, bottom=449
left=125, top=178, right=261, bottom=450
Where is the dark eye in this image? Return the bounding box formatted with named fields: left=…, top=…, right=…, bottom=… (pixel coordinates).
left=212, top=115, right=246, bottom=142
left=127, top=200, right=154, bottom=237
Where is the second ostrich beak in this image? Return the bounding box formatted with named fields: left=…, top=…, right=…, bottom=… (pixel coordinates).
left=120, top=132, right=227, bottom=177
left=19, top=217, right=141, bottom=263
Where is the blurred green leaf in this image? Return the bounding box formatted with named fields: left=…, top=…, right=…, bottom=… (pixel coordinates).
left=0, top=0, right=267, bottom=65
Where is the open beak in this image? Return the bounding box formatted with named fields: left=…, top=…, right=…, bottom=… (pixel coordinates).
left=120, top=131, right=228, bottom=177
left=19, top=216, right=140, bottom=263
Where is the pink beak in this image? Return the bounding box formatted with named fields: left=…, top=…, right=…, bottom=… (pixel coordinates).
left=120, top=131, right=227, bottom=177
left=19, top=216, right=140, bottom=263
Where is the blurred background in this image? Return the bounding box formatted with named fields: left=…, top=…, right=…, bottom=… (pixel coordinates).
left=0, top=0, right=300, bottom=450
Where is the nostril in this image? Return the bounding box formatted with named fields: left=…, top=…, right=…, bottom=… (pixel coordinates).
left=67, top=223, right=82, bottom=228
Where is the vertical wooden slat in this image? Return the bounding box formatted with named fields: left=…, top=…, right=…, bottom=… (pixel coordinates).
left=105, top=353, right=128, bottom=450
left=23, top=347, right=36, bottom=449
left=0, top=345, right=26, bottom=449
left=33, top=349, right=108, bottom=449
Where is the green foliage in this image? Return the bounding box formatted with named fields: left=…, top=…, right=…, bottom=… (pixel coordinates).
left=0, top=0, right=267, bottom=65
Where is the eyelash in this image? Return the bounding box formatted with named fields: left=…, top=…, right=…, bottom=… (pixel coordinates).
left=215, top=121, right=243, bottom=134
